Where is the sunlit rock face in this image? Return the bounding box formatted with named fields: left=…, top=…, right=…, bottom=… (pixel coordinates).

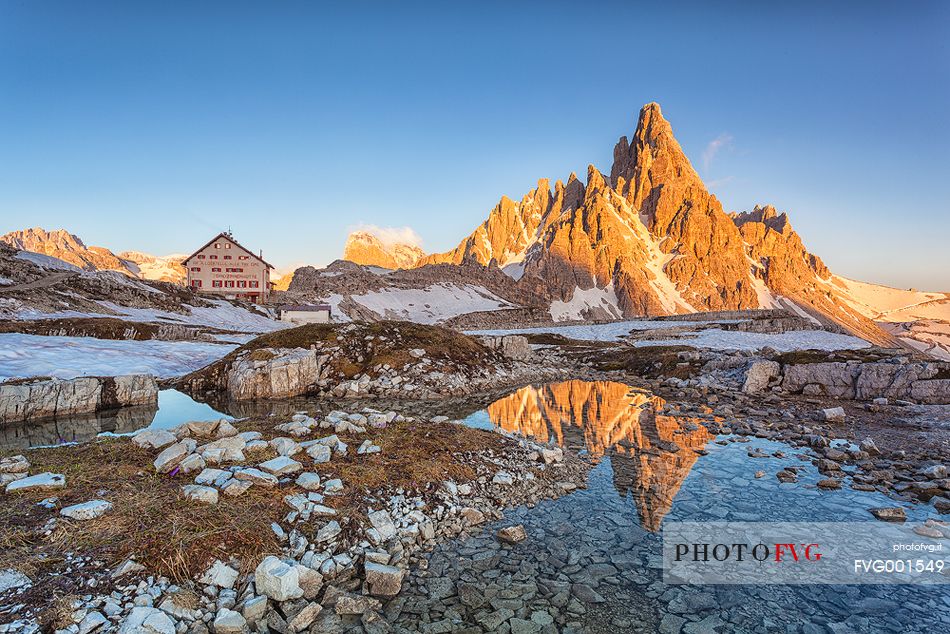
left=343, top=231, right=425, bottom=270
left=485, top=380, right=711, bottom=530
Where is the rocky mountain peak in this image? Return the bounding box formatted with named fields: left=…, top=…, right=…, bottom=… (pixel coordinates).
left=0, top=226, right=186, bottom=284
left=3, top=227, right=88, bottom=252
left=343, top=230, right=425, bottom=270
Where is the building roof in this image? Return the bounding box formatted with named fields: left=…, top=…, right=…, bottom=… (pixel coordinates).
left=279, top=304, right=332, bottom=312
left=181, top=232, right=274, bottom=269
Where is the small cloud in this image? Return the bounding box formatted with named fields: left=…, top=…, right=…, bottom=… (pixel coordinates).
left=702, top=133, right=734, bottom=172
left=352, top=223, right=423, bottom=248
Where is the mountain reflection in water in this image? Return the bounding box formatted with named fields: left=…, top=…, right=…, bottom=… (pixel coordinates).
left=481, top=380, right=712, bottom=531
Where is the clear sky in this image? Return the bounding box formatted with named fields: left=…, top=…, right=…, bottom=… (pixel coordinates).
left=1, top=1, right=948, bottom=289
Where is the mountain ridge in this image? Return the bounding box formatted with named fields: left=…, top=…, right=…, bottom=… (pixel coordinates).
left=0, top=227, right=186, bottom=284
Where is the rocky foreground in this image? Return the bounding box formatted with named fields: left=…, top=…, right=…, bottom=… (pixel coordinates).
left=0, top=405, right=589, bottom=633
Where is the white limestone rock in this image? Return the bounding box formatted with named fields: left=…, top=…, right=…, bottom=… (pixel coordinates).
left=199, top=560, right=239, bottom=589
left=364, top=562, right=405, bottom=597
left=234, top=468, right=278, bottom=488
left=367, top=510, right=397, bottom=541
left=153, top=440, right=197, bottom=473
left=181, top=484, right=219, bottom=505
left=212, top=608, right=247, bottom=634
left=259, top=456, right=303, bottom=476
left=254, top=556, right=303, bottom=601
left=132, top=429, right=177, bottom=450
left=0, top=455, right=29, bottom=474
left=117, top=607, right=176, bottom=634
left=60, top=499, right=112, bottom=521
left=295, top=472, right=321, bottom=490
left=5, top=472, right=65, bottom=493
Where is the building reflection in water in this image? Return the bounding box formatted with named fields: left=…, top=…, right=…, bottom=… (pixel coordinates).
left=485, top=380, right=712, bottom=531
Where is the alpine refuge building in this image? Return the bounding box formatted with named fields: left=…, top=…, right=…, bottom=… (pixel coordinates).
left=182, top=232, right=273, bottom=302
left=278, top=304, right=332, bottom=324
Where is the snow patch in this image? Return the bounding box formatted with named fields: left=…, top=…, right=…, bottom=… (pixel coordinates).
left=15, top=251, right=81, bottom=272
left=501, top=261, right=526, bottom=281
left=17, top=299, right=285, bottom=334
left=632, top=328, right=870, bottom=353
left=0, top=334, right=236, bottom=381
left=751, top=276, right=780, bottom=309
left=348, top=283, right=511, bottom=324
left=549, top=285, right=623, bottom=321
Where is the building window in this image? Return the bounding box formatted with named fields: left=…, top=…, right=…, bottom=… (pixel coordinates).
left=190, top=280, right=202, bottom=288
left=225, top=281, right=235, bottom=288
left=212, top=267, right=221, bottom=272
left=225, top=267, right=244, bottom=272
left=250, top=281, right=259, bottom=288
left=209, top=255, right=218, bottom=260
left=223, top=255, right=232, bottom=260
left=238, top=255, right=249, bottom=260
left=214, top=243, right=220, bottom=249
left=237, top=280, right=247, bottom=288
left=197, top=255, right=205, bottom=260
left=190, top=267, right=201, bottom=271
left=212, top=280, right=223, bottom=288
left=225, top=243, right=231, bottom=249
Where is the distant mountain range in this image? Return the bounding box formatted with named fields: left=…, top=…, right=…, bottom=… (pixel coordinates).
left=0, top=228, right=186, bottom=284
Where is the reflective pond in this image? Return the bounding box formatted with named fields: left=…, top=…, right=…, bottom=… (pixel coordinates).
left=0, top=389, right=229, bottom=451
left=388, top=380, right=950, bottom=633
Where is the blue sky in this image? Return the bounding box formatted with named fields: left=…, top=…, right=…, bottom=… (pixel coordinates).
left=1, top=1, right=948, bottom=289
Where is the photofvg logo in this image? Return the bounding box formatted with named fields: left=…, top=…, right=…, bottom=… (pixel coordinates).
left=674, top=541, right=823, bottom=564
left=663, top=522, right=949, bottom=585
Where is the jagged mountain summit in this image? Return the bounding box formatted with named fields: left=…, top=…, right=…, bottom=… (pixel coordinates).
left=0, top=227, right=186, bottom=284
left=418, top=102, right=897, bottom=346
left=343, top=230, right=425, bottom=270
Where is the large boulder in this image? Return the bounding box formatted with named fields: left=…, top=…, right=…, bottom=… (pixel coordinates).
left=742, top=360, right=780, bottom=394
left=782, top=360, right=950, bottom=404
left=477, top=335, right=533, bottom=360
left=782, top=362, right=858, bottom=399
left=0, top=375, right=158, bottom=423
left=226, top=348, right=326, bottom=400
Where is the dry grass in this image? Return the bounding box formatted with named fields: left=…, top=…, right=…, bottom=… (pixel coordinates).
left=1, top=438, right=285, bottom=584
left=0, top=317, right=165, bottom=340
left=327, top=421, right=501, bottom=491
left=0, top=416, right=503, bottom=599
left=591, top=345, right=699, bottom=378
left=774, top=348, right=893, bottom=366
left=37, top=593, right=79, bottom=631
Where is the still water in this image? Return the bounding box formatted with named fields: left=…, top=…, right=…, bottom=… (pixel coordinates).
left=0, top=389, right=228, bottom=451
left=388, top=380, right=950, bottom=633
